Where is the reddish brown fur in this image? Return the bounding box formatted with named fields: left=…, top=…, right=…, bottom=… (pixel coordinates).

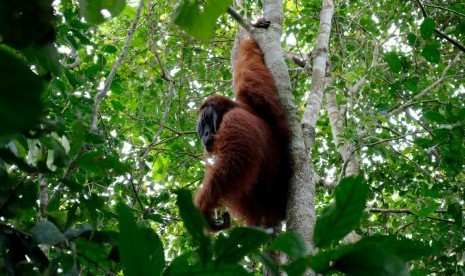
left=195, top=39, right=292, bottom=229
left=234, top=39, right=291, bottom=143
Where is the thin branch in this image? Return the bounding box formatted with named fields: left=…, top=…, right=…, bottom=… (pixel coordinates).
left=90, top=0, right=145, bottom=133
left=129, top=172, right=144, bottom=212
left=433, top=28, right=465, bottom=53
left=136, top=1, right=176, bottom=190
left=423, top=3, right=465, bottom=17
left=136, top=82, right=174, bottom=189
left=226, top=7, right=253, bottom=33
left=148, top=0, right=170, bottom=81
left=283, top=51, right=313, bottom=75
left=370, top=208, right=449, bottom=214
left=395, top=222, right=416, bottom=234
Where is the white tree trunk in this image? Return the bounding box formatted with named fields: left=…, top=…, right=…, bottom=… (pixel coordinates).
left=255, top=0, right=317, bottom=254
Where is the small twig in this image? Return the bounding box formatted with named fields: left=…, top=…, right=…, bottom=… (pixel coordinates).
left=148, top=0, right=170, bottom=81
left=395, top=222, right=415, bottom=234
left=128, top=173, right=144, bottom=213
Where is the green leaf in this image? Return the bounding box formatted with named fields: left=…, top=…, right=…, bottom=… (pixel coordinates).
left=79, top=0, right=126, bottom=24
left=172, top=0, right=232, bottom=41
left=309, top=250, right=332, bottom=273
left=421, top=43, right=440, bottom=64
left=111, top=100, right=125, bottom=111
left=420, top=18, right=435, bottom=40
left=447, top=203, right=463, bottom=227
left=51, top=138, right=69, bottom=167
left=191, top=261, right=249, bottom=275
left=412, top=199, right=441, bottom=218
left=414, top=137, right=436, bottom=148
left=334, top=245, right=409, bottom=276
left=284, top=257, right=308, bottom=276
left=257, top=252, right=279, bottom=275
left=76, top=151, right=128, bottom=176
left=355, top=236, right=434, bottom=262
left=118, top=203, right=165, bottom=276
left=402, top=76, right=419, bottom=93
left=0, top=49, right=45, bottom=139
left=103, top=44, right=118, bottom=53
left=268, top=231, right=307, bottom=259
left=82, top=193, right=105, bottom=228
left=175, top=189, right=212, bottom=262
left=457, top=108, right=465, bottom=121
left=407, top=33, right=419, bottom=47
left=314, top=176, right=368, bottom=248
left=215, top=227, right=269, bottom=264
left=21, top=44, right=62, bottom=76
left=384, top=52, right=402, bottom=73
left=70, top=120, right=86, bottom=156
left=423, top=111, right=446, bottom=123
left=16, top=180, right=38, bottom=209
left=164, top=252, right=193, bottom=275
left=32, top=221, right=66, bottom=245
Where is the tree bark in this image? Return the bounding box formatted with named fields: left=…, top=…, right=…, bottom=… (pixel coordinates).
left=255, top=0, right=317, bottom=254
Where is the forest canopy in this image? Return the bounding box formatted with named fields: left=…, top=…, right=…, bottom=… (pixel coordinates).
left=0, top=0, right=464, bottom=275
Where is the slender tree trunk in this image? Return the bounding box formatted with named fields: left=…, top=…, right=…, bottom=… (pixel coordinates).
left=257, top=0, right=316, bottom=254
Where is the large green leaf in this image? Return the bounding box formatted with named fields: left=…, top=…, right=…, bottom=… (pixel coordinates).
left=420, top=18, right=435, bottom=40
left=79, top=0, right=126, bottom=24
left=118, top=203, right=165, bottom=276
left=423, top=111, right=446, bottom=123
left=334, top=245, right=409, bottom=276
left=215, top=227, right=269, bottom=264
left=314, top=176, right=368, bottom=248
left=421, top=43, right=440, bottom=64
left=353, top=236, right=434, bottom=262
left=172, top=0, right=232, bottom=41
left=0, top=49, right=45, bottom=139
left=268, top=231, right=307, bottom=259
left=175, top=189, right=212, bottom=263
left=384, top=52, right=402, bottom=73
left=32, top=221, right=66, bottom=245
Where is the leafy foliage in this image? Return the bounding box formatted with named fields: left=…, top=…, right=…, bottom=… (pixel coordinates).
left=314, top=176, right=368, bottom=247
left=172, top=0, right=233, bottom=41
left=0, top=0, right=464, bottom=274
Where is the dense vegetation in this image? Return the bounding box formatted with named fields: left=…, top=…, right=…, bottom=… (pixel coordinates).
left=0, top=0, right=464, bottom=275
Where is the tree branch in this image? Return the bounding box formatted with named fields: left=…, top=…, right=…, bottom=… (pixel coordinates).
left=90, top=0, right=145, bottom=133
left=226, top=7, right=253, bottom=33
left=412, top=0, right=465, bottom=53
left=370, top=208, right=464, bottom=228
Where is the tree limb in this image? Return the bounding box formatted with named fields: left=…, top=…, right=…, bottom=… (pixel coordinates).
left=90, top=0, right=145, bottom=133
left=412, top=0, right=465, bottom=53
